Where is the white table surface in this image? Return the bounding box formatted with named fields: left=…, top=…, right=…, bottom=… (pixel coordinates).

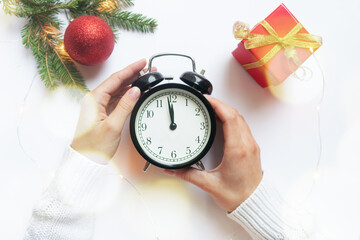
left=1, top=0, right=359, bottom=239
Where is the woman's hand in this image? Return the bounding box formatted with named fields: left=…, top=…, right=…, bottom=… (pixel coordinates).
left=165, top=96, right=263, bottom=212
left=71, top=59, right=146, bottom=163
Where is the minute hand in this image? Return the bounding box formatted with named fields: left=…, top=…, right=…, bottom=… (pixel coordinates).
left=167, top=96, right=177, bottom=130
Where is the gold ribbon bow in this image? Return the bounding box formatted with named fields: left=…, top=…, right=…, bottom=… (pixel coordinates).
left=233, top=20, right=322, bottom=70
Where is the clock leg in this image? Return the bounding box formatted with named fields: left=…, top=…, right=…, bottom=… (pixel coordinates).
left=196, top=161, right=205, bottom=171
left=143, top=161, right=151, bottom=172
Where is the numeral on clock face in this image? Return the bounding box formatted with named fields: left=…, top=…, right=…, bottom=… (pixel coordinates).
left=169, top=95, right=177, bottom=103
left=147, top=110, right=154, bottom=118
left=195, top=108, right=200, bottom=116
left=141, top=123, right=147, bottom=131
left=134, top=87, right=212, bottom=165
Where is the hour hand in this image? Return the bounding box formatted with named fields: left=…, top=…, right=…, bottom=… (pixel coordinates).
left=167, top=96, right=177, bottom=130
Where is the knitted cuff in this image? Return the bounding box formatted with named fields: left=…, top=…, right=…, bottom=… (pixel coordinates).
left=50, top=146, right=111, bottom=211
left=227, top=174, right=309, bottom=240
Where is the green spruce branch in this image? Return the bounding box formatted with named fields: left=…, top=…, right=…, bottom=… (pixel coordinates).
left=2, top=0, right=158, bottom=91
left=99, top=10, right=158, bottom=33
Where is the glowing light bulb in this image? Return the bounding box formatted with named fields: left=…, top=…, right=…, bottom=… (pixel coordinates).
left=44, top=26, right=60, bottom=36
left=233, top=21, right=250, bottom=39
left=57, top=43, right=69, bottom=57
left=98, top=0, right=117, bottom=11
left=58, top=43, right=64, bottom=51
left=313, top=171, right=321, bottom=180
left=18, top=104, right=24, bottom=116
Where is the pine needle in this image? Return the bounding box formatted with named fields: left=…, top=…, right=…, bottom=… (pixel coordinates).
left=3, top=0, right=157, bottom=90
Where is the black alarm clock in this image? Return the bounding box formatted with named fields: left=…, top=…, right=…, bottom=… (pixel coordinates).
left=130, top=53, right=216, bottom=171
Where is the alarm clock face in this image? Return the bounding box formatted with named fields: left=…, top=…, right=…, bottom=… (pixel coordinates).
left=130, top=83, right=216, bottom=169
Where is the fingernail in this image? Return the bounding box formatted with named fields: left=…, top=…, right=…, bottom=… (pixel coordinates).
left=129, top=87, right=140, bottom=100
left=164, top=170, right=176, bottom=176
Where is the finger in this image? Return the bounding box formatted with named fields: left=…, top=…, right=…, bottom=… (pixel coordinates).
left=143, top=66, right=157, bottom=73
left=93, top=59, right=147, bottom=97
left=109, top=66, right=158, bottom=98
left=100, top=65, right=157, bottom=116
left=106, top=85, right=132, bottom=115
left=164, top=168, right=214, bottom=193
left=107, top=87, right=141, bottom=132
left=205, top=95, right=254, bottom=147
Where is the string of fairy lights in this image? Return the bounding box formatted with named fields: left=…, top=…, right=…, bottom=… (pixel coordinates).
left=301, top=53, right=326, bottom=203
left=2, top=37, right=325, bottom=238
left=14, top=62, right=161, bottom=239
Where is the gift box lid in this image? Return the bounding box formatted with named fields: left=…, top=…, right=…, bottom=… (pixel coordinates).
left=243, top=3, right=314, bottom=62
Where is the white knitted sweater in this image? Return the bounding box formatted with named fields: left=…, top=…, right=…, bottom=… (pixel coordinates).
left=24, top=147, right=321, bottom=240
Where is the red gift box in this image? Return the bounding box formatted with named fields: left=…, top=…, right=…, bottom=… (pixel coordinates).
left=232, top=4, right=322, bottom=88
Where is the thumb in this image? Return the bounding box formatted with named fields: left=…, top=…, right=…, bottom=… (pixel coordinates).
left=107, top=87, right=141, bottom=132
left=164, top=168, right=213, bottom=193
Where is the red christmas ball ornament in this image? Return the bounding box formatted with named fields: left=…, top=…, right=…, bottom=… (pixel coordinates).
left=64, top=15, right=115, bottom=66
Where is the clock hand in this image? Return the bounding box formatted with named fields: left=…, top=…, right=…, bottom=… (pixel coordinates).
left=170, top=103, right=177, bottom=130
left=167, top=96, right=177, bottom=130
left=167, top=96, right=172, bottom=121
left=169, top=101, right=175, bottom=123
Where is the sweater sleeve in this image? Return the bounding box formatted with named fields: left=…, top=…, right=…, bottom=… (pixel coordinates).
left=227, top=174, right=323, bottom=240
left=24, top=147, right=109, bottom=240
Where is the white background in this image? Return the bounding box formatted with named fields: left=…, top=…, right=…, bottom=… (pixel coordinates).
left=1, top=0, right=360, bottom=239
